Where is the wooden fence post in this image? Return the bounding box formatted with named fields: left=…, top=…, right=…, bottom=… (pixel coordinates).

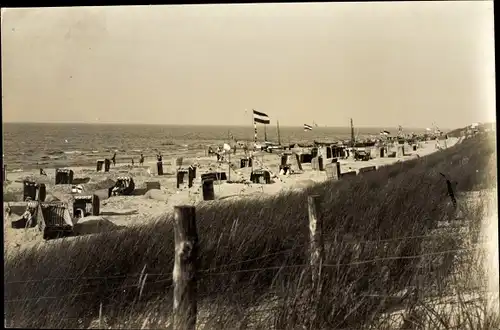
left=173, top=206, right=199, bottom=330
left=308, top=195, right=324, bottom=289
left=308, top=195, right=324, bottom=327
left=228, top=151, right=231, bottom=182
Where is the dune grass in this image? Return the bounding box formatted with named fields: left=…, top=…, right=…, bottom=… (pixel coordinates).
left=4, top=133, right=497, bottom=329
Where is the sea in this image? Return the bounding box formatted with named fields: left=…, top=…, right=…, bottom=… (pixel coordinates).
left=2, top=123, right=428, bottom=171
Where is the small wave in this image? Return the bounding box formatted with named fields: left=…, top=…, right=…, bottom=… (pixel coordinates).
left=92, top=150, right=99, bottom=153
left=64, top=150, right=83, bottom=155
left=47, top=150, right=64, bottom=156
left=12, top=169, right=23, bottom=173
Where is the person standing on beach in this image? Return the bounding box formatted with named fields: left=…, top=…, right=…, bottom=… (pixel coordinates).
left=111, top=152, right=117, bottom=166
left=139, top=153, right=145, bottom=165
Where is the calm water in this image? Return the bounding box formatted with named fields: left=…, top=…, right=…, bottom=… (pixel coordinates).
left=2, top=123, right=425, bottom=170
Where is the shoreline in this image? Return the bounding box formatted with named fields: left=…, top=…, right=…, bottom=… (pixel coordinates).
left=3, top=138, right=452, bottom=174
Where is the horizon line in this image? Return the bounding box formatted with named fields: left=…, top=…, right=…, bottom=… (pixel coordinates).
left=2, top=121, right=461, bottom=131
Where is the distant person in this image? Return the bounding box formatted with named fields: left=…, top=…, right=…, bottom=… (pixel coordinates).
left=111, top=152, right=117, bottom=166
left=131, top=159, right=135, bottom=166
left=139, top=154, right=145, bottom=166
left=21, top=208, right=34, bottom=227
left=39, top=168, right=47, bottom=176
left=156, top=153, right=163, bottom=162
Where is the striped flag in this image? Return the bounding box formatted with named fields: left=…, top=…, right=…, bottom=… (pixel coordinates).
left=304, top=124, right=313, bottom=131
left=253, top=109, right=270, bottom=124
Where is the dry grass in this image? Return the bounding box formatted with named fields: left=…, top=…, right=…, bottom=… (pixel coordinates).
left=4, top=133, right=497, bottom=329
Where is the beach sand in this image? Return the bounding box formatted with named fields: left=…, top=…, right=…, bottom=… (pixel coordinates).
left=3, top=138, right=459, bottom=253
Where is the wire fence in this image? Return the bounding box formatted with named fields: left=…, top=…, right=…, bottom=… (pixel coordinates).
left=5, top=242, right=489, bottom=303
left=5, top=230, right=489, bottom=286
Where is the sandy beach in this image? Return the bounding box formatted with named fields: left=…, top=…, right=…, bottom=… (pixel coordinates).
left=3, top=137, right=460, bottom=252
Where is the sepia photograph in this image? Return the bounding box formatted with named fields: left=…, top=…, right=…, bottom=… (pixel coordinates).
left=2, top=2, right=497, bottom=329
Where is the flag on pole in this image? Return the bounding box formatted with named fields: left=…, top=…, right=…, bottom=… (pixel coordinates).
left=304, top=124, right=313, bottom=131
left=253, top=109, right=270, bottom=124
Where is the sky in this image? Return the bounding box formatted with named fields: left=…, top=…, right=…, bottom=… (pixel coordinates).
left=1, top=2, right=496, bottom=129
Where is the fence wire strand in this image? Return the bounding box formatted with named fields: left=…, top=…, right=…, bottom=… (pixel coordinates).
left=6, top=232, right=488, bottom=285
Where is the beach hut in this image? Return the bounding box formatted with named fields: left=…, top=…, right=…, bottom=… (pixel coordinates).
left=39, top=202, right=74, bottom=240
left=23, top=181, right=46, bottom=202
left=250, top=169, right=271, bottom=184
left=6, top=201, right=43, bottom=229
left=72, top=194, right=100, bottom=218
left=325, top=162, right=341, bottom=180
left=96, top=160, right=110, bottom=172
left=55, top=168, right=74, bottom=185
left=201, top=172, right=227, bottom=182
left=281, top=152, right=303, bottom=172
left=108, top=176, right=135, bottom=197
left=240, top=157, right=252, bottom=168
left=176, top=167, right=195, bottom=189
left=300, top=153, right=313, bottom=164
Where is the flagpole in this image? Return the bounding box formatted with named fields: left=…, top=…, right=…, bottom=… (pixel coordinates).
left=252, top=109, right=258, bottom=150
left=227, top=129, right=231, bottom=182
left=277, top=120, right=281, bottom=146
left=250, top=109, right=255, bottom=173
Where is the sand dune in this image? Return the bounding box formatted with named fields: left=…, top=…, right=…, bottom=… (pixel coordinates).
left=73, top=216, right=127, bottom=235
